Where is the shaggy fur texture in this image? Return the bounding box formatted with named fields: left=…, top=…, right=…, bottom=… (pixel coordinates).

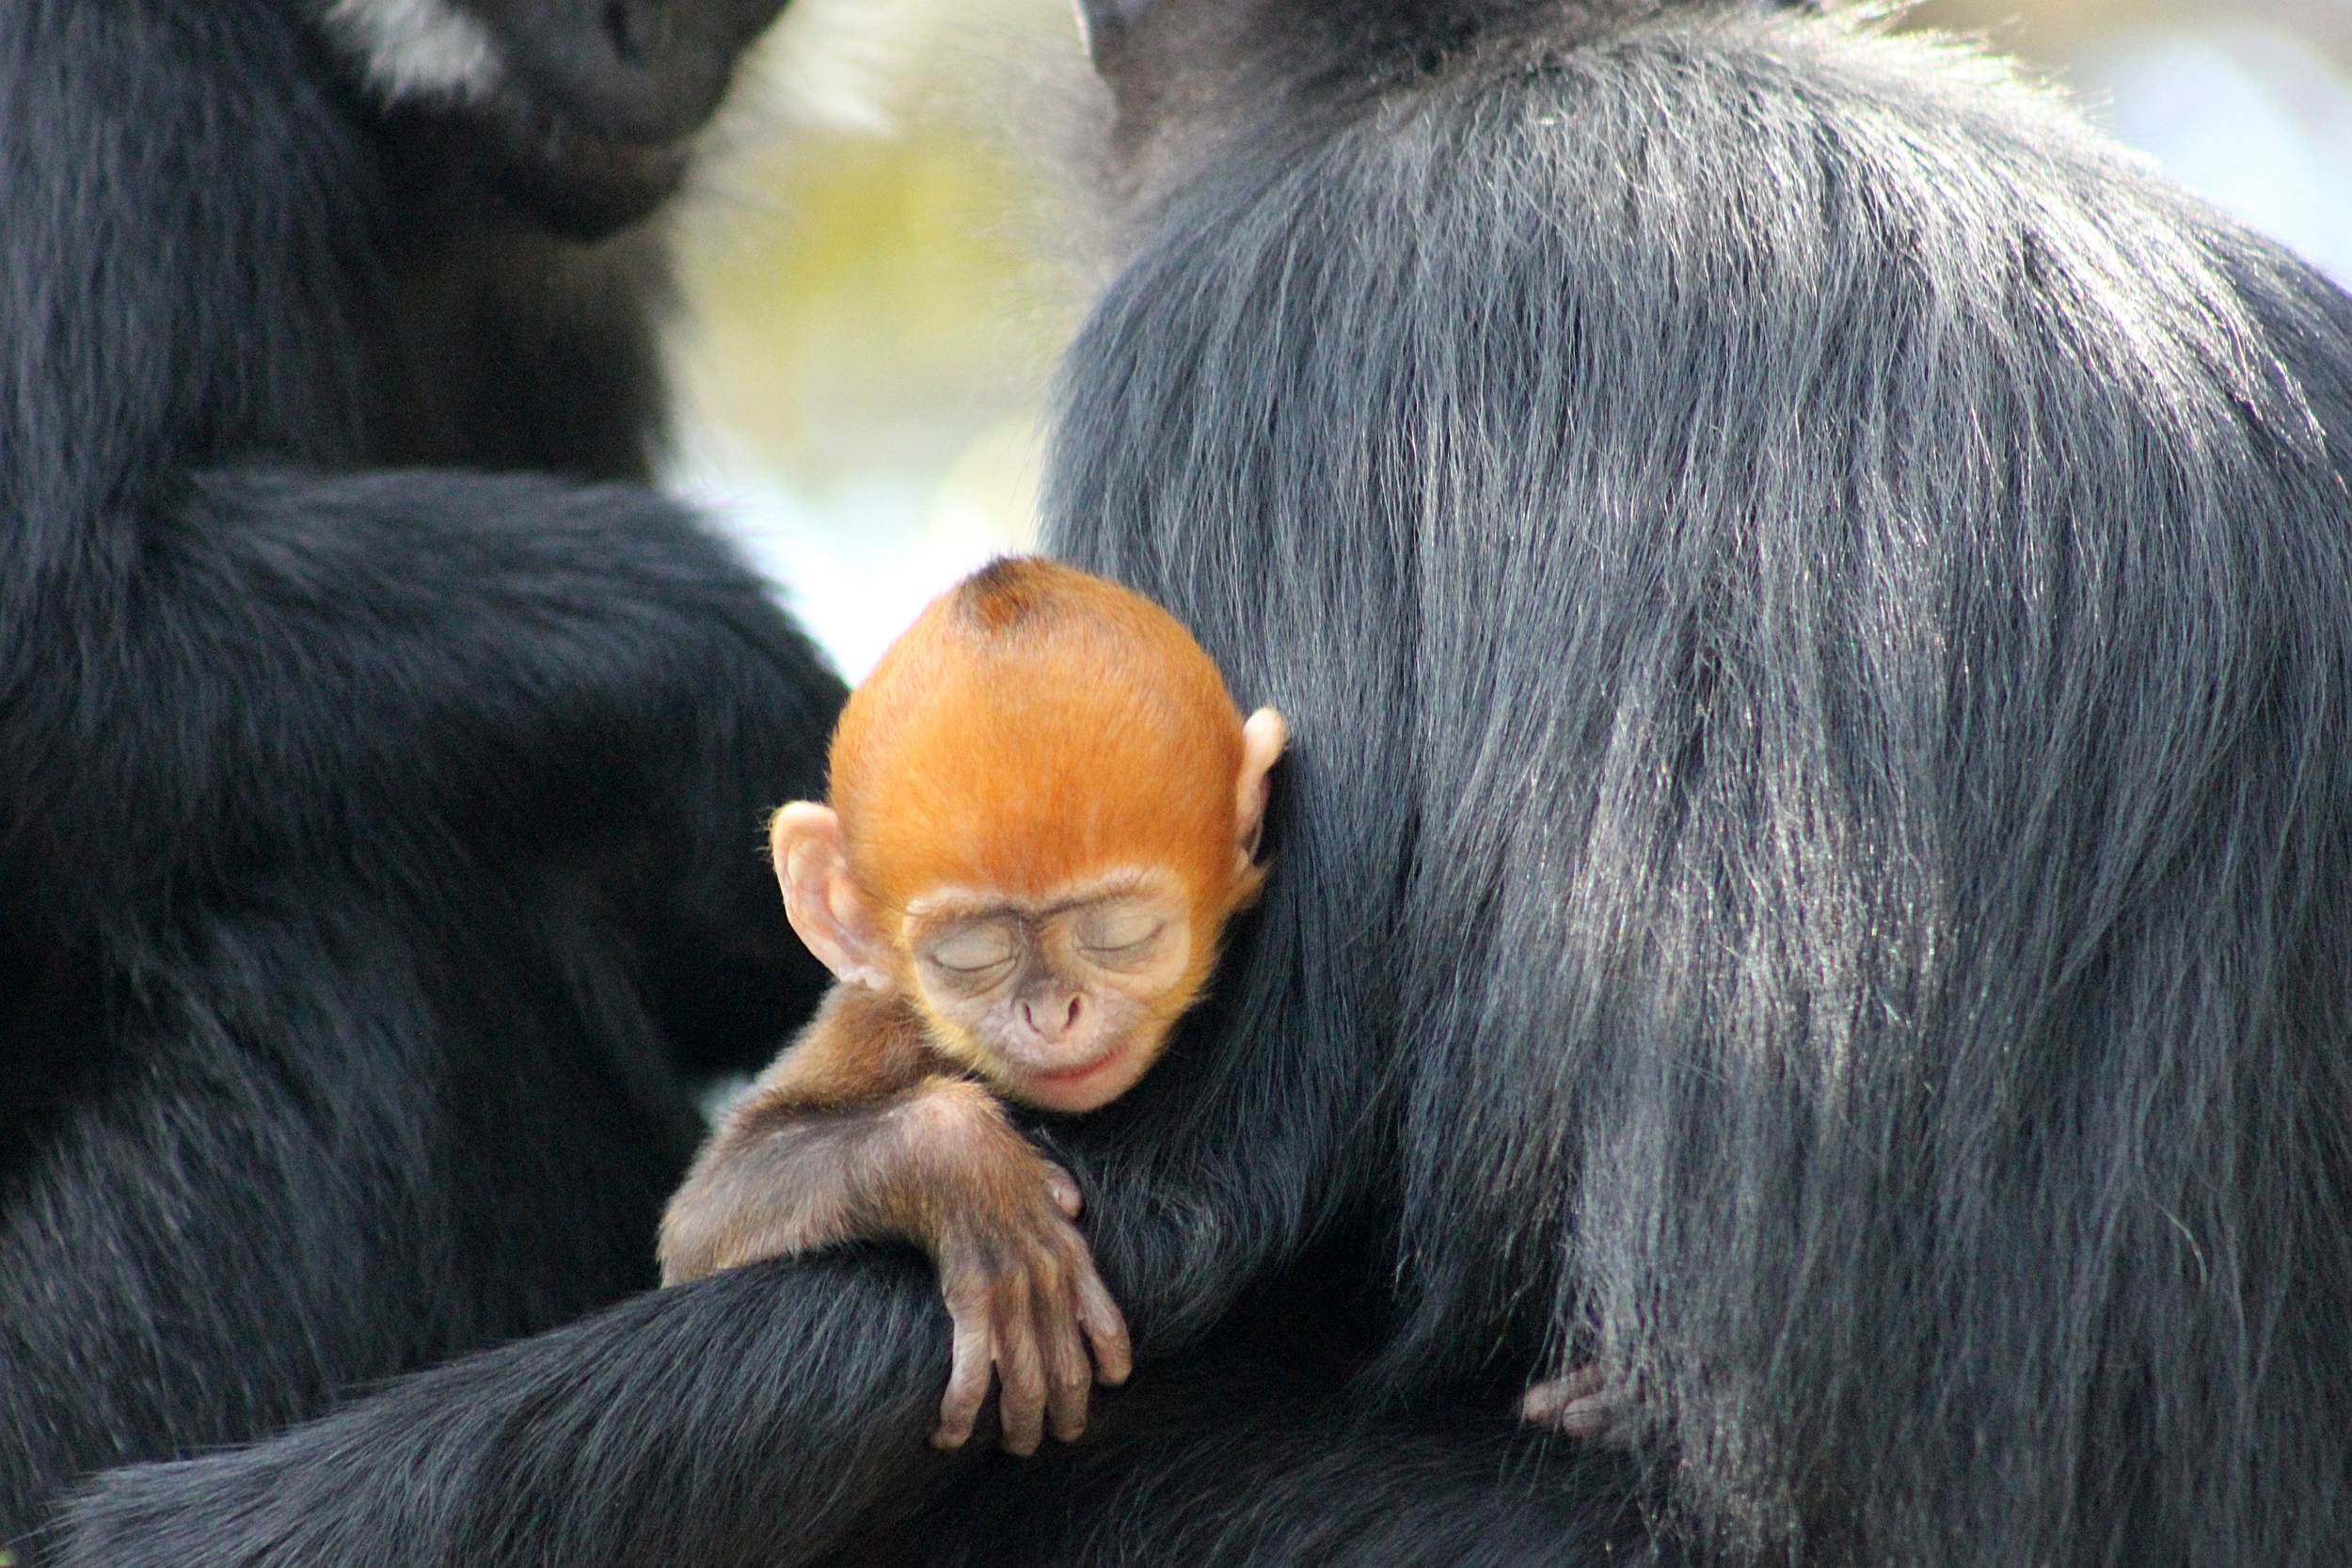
left=0, top=0, right=835, bottom=1556
left=1051, top=2, right=2352, bottom=1562
left=59, top=3, right=2352, bottom=1565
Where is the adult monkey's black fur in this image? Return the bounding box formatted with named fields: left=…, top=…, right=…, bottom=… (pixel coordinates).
left=58, top=2, right=2352, bottom=1566
left=1051, top=1, right=2352, bottom=1562
left=0, top=0, right=845, bottom=1554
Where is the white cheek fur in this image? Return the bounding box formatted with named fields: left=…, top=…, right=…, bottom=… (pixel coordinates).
left=319, top=0, right=505, bottom=104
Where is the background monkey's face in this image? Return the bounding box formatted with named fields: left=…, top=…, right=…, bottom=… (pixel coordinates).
left=314, top=0, right=790, bottom=237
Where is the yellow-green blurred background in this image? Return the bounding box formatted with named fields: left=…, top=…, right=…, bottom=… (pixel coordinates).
left=668, top=0, right=2352, bottom=677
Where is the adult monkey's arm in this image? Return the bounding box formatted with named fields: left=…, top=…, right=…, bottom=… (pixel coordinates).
left=61, top=1257, right=960, bottom=1568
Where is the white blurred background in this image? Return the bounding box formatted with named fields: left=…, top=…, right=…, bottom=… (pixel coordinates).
left=668, top=0, right=2352, bottom=680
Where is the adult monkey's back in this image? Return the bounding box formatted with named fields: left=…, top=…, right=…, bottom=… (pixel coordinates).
left=59, top=2, right=2352, bottom=1566
left=1048, top=0, right=2352, bottom=1562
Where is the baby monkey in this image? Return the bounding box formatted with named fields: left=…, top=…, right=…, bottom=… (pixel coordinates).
left=660, top=556, right=1285, bottom=1457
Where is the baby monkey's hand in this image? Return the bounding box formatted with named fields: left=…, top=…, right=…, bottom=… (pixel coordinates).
left=1519, top=1362, right=1646, bottom=1447
left=931, top=1160, right=1131, bottom=1456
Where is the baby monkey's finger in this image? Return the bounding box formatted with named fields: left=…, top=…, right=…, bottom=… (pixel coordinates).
left=1039, top=1294, right=1094, bottom=1444
left=1520, top=1364, right=1645, bottom=1448
left=934, top=1298, right=994, bottom=1450
left=995, top=1276, right=1048, bottom=1457
left=1041, top=1162, right=1083, bottom=1219
left=1072, top=1258, right=1132, bottom=1386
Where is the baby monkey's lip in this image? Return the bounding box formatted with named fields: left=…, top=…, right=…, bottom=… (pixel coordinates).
left=1029, top=1049, right=1122, bottom=1085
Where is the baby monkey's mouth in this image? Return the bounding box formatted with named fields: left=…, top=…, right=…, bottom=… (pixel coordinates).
left=1028, top=1050, right=1122, bottom=1086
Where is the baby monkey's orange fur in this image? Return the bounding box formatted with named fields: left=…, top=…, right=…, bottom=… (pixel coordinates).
left=659, top=557, right=1285, bottom=1456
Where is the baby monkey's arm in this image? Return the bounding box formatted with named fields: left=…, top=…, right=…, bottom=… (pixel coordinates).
left=658, top=986, right=1132, bottom=1454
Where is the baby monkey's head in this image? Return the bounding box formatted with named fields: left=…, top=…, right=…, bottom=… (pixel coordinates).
left=771, top=557, right=1284, bottom=1113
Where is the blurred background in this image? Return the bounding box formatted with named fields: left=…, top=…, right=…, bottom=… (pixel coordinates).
left=668, top=0, right=2352, bottom=679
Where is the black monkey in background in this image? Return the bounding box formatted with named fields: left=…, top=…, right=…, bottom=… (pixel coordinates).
left=58, top=3, right=2352, bottom=1567
left=0, top=0, right=843, bottom=1551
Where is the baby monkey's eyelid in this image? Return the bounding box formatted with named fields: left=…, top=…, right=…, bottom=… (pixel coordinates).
left=924, top=927, right=1018, bottom=974
left=929, top=953, right=1014, bottom=975
left=1081, top=921, right=1165, bottom=957
left=1087, top=932, right=1160, bottom=954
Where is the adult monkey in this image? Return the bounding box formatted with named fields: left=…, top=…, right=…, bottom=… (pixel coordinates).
left=58, top=1, right=2352, bottom=1566
left=0, top=0, right=843, bottom=1552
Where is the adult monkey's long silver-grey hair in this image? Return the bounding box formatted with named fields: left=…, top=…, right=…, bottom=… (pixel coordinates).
left=1047, top=1, right=2352, bottom=1564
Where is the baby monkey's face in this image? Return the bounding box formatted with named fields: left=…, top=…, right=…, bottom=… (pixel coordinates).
left=904, top=872, right=1199, bottom=1114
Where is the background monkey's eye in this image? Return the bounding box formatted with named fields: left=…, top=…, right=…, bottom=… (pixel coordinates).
left=925, top=924, right=1017, bottom=974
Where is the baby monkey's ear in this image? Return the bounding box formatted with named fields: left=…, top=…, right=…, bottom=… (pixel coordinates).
left=771, top=802, right=895, bottom=992
left=1234, top=708, right=1287, bottom=867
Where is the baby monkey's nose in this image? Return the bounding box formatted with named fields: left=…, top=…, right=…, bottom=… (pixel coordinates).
left=1023, top=993, right=1084, bottom=1041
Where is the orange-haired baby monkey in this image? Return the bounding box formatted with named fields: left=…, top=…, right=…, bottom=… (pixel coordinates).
left=659, top=557, right=1285, bottom=1457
